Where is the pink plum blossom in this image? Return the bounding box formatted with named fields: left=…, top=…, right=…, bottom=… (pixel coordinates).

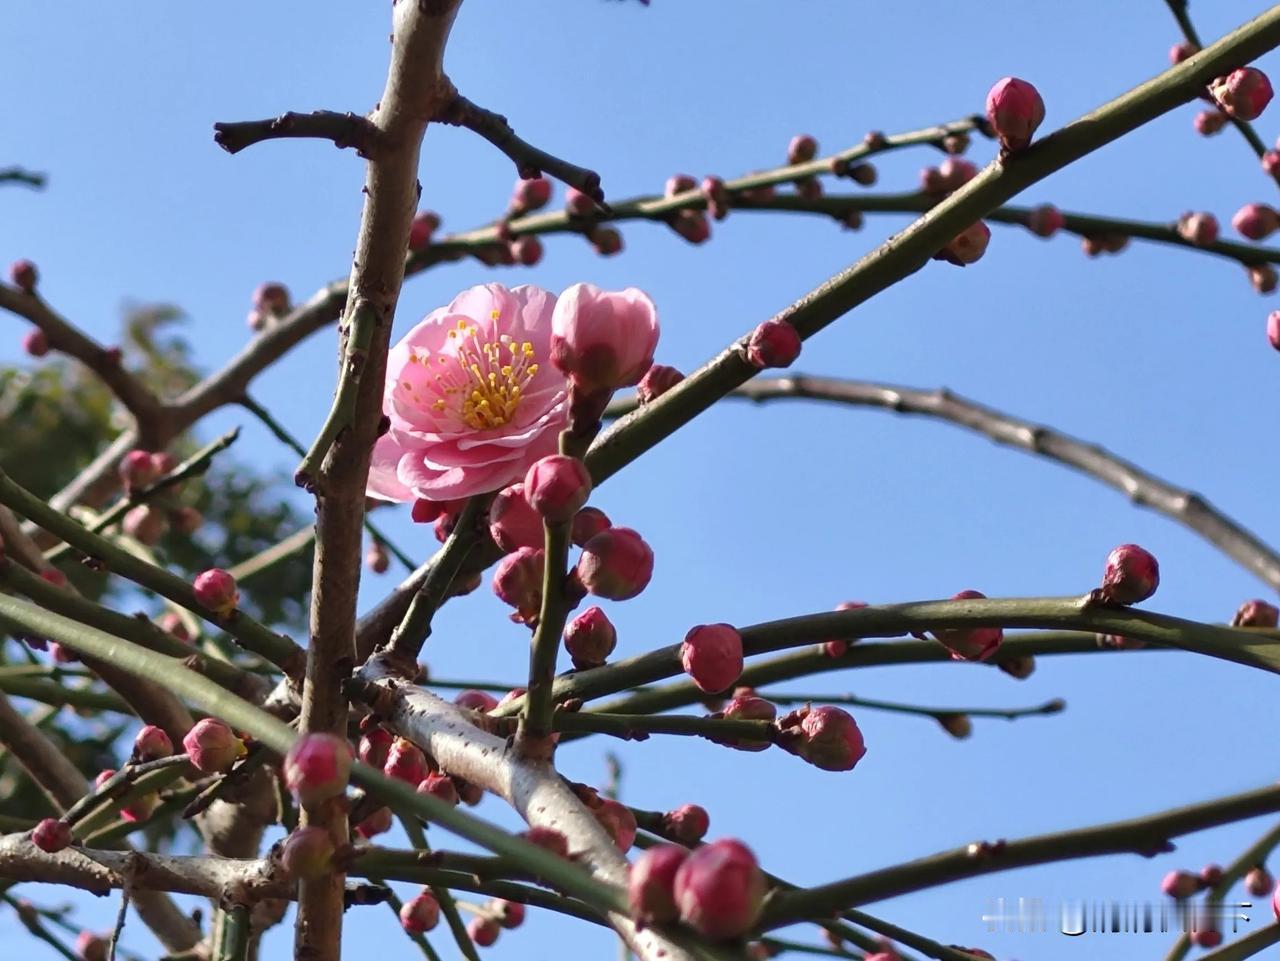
left=368, top=284, right=571, bottom=502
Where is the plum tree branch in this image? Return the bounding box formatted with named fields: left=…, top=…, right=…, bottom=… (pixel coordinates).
left=213, top=111, right=383, bottom=157
left=0, top=166, right=46, bottom=188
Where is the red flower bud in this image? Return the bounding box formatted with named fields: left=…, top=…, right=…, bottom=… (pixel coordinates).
left=9, top=259, right=38, bottom=294
left=665, top=173, right=697, bottom=197
left=493, top=899, right=525, bottom=929
left=488, top=483, right=544, bottom=553
left=1026, top=204, right=1065, bottom=238
left=787, top=134, right=818, bottom=165
left=936, top=713, right=972, bottom=739
left=1194, top=109, right=1229, bottom=135
left=170, top=506, right=203, bottom=536
left=1170, top=41, right=1199, bottom=64
left=702, top=175, right=730, bottom=220
left=123, top=505, right=165, bottom=545
left=673, top=838, right=766, bottom=940
left=571, top=506, right=612, bottom=547
left=1234, top=598, right=1280, bottom=627
left=1268, top=311, right=1280, bottom=351
left=513, top=176, right=552, bottom=212
left=629, top=844, right=690, bottom=923
left=778, top=704, right=867, bottom=771
left=524, top=455, right=592, bottom=522
left=681, top=623, right=744, bottom=694
left=937, top=222, right=991, bottom=266
left=1246, top=866, right=1274, bottom=897
left=192, top=568, right=239, bottom=616
left=510, top=235, right=543, bottom=267
left=1251, top=263, right=1279, bottom=294
left=746, top=320, right=801, bottom=369
left=76, top=931, right=109, bottom=961
left=1176, top=211, right=1219, bottom=247
left=252, top=282, right=291, bottom=317
left=358, top=727, right=393, bottom=769
left=133, top=724, right=173, bottom=762
left=467, top=916, right=500, bottom=947
left=564, top=606, right=617, bottom=669
left=637, top=363, right=684, bottom=404
left=565, top=187, right=596, bottom=217
left=671, top=209, right=711, bottom=244
left=492, top=546, right=546, bottom=623
left=23, top=329, right=49, bottom=357
left=718, top=694, right=776, bottom=751
left=182, top=718, right=246, bottom=773
left=1200, top=863, right=1224, bottom=887
left=997, top=653, right=1036, bottom=679
left=933, top=590, right=1004, bottom=661
left=119, top=449, right=158, bottom=491
left=417, top=773, right=460, bottom=807
left=384, top=737, right=429, bottom=785
left=1233, top=203, right=1279, bottom=240
left=284, top=733, right=353, bottom=806
left=655, top=807, right=709, bottom=849
left=356, top=806, right=393, bottom=839
left=1100, top=543, right=1160, bottom=605
left=1210, top=67, right=1274, bottom=121
left=1161, top=869, right=1201, bottom=899
left=986, top=77, right=1046, bottom=151
left=281, top=826, right=335, bottom=881
left=400, top=891, right=441, bottom=934
left=589, top=226, right=623, bottom=256
left=594, top=797, right=637, bottom=852
left=32, top=817, right=72, bottom=853
left=408, top=211, right=441, bottom=251
left=159, top=612, right=192, bottom=643
left=454, top=689, right=499, bottom=712
left=577, top=527, right=654, bottom=601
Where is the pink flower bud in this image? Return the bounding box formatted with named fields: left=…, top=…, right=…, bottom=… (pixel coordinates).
left=637, top=363, right=684, bottom=404
left=521, top=826, right=571, bottom=858
left=492, top=899, right=525, bottom=929
left=1026, top=204, right=1065, bottom=238
left=32, top=817, right=72, bottom=853
left=778, top=704, right=867, bottom=771
left=159, top=612, right=191, bottom=642
left=937, top=222, right=991, bottom=266
left=1251, top=263, right=1279, bottom=293
left=384, top=737, right=429, bottom=785
left=284, top=733, right=353, bottom=806
left=1273, top=878, right=1280, bottom=920
left=849, top=162, right=877, bottom=186
left=1190, top=929, right=1223, bottom=949
left=1246, top=866, right=1274, bottom=897
left=997, top=653, right=1036, bottom=679
left=467, top=916, right=500, bottom=947
left=39, top=568, right=66, bottom=589
left=629, top=844, right=690, bottom=923
left=281, top=826, right=335, bottom=881
left=1268, top=310, right=1280, bottom=350
left=665, top=173, right=697, bottom=197
left=9, top=259, right=38, bottom=293
left=123, top=505, right=166, bottom=545
left=253, top=282, right=291, bottom=317
left=681, top=623, right=744, bottom=694
left=364, top=542, right=389, bottom=574
left=923, top=157, right=978, bottom=194
left=1170, top=41, right=1199, bottom=64
left=1100, top=543, right=1160, bottom=605
left=1210, top=67, right=1274, bottom=121
left=986, top=77, right=1046, bottom=151
left=524, top=455, right=592, bottom=523
left=1162, top=869, right=1201, bottom=899
left=133, top=724, right=173, bottom=762
left=577, top=527, right=654, bottom=601
left=565, top=187, right=596, bottom=217
left=550, top=283, right=660, bottom=392
left=1194, top=109, right=1229, bottom=135
left=594, top=797, right=637, bottom=851
left=787, top=134, right=818, bottom=165
left=822, top=599, right=869, bottom=657
left=492, top=546, right=546, bottom=623
left=671, top=209, right=712, bottom=244
left=193, top=568, right=239, bottom=616
left=23, top=329, right=49, bottom=357
left=400, top=891, right=441, bottom=934
left=417, top=772, right=460, bottom=807
left=1176, top=211, right=1219, bottom=246
left=76, top=931, right=108, bottom=961
left=1233, top=203, right=1280, bottom=240
left=182, top=718, right=246, bottom=773
left=933, top=590, right=1004, bottom=661
left=1264, top=151, right=1280, bottom=177
left=936, top=713, right=972, bottom=739
left=589, top=226, right=623, bottom=256
left=488, top=484, right=543, bottom=554
left=358, top=727, right=393, bottom=768
left=702, top=176, right=730, bottom=220
left=1200, top=863, right=1224, bottom=887
left=1098, top=633, right=1146, bottom=650
left=1233, top=599, right=1280, bottom=627
left=170, top=506, right=203, bottom=536
left=746, top=320, right=801, bottom=369
left=674, top=838, right=766, bottom=940
left=564, top=606, right=617, bottom=669
left=510, top=235, right=543, bottom=267
left=455, top=689, right=499, bottom=712
left=408, top=211, right=441, bottom=251
left=660, top=805, right=709, bottom=845
left=118, top=449, right=158, bottom=491
left=571, top=506, right=611, bottom=547
left=719, top=694, right=776, bottom=751
left=356, top=806, right=393, bottom=839
left=513, top=176, right=552, bottom=212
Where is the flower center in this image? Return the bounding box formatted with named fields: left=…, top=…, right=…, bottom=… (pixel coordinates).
left=403, top=314, right=539, bottom=431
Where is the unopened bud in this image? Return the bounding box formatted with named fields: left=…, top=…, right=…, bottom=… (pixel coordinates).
left=681, top=623, right=744, bottom=694
left=746, top=319, right=801, bottom=369
left=1100, top=543, right=1160, bottom=605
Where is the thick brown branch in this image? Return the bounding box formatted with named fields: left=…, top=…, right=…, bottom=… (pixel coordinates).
left=435, top=93, right=605, bottom=204
left=213, top=111, right=383, bottom=157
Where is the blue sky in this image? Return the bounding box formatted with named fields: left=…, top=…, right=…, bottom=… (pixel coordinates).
left=5, top=2, right=1280, bottom=959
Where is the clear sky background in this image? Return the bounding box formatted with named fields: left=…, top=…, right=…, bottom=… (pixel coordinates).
left=5, top=2, right=1280, bottom=959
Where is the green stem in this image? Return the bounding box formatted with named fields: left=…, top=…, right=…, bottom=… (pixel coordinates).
left=0, top=675, right=131, bottom=713
left=3, top=893, right=81, bottom=961
left=551, top=711, right=775, bottom=744
left=0, top=468, right=305, bottom=677
left=398, top=815, right=479, bottom=961
left=757, top=689, right=1064, bottom=722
